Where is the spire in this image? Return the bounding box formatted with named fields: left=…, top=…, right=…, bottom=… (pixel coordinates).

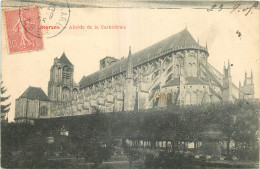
left=239, top=81, right=241, bottom=88
left=128, top=46, right=132, bottom=57
left=126, top=46, right=133, bottom=79
left=244, top=70, right=247, bottom=85
left=125, top=46, right=134, bottom=111
left=228, top=59, right=231, bottom=77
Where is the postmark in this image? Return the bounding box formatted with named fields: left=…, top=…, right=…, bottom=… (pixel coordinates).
left=4, top=7, right=43, bottom=54
left=19, top=0, right=70, bottom=39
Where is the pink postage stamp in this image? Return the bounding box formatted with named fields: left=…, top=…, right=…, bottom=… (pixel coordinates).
left=4, top=7, right=43, bottom=54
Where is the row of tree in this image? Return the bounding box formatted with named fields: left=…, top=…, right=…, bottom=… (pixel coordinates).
left=1, top=100, right=259, bottom=168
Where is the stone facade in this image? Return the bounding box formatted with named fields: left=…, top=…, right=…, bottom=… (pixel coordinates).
left=15, top=29, right=255, bottom=121
left=15, top=87, right=52, bottom=123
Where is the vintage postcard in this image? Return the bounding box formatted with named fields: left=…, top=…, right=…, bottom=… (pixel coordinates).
left=1, top=0, right=259, bottom=168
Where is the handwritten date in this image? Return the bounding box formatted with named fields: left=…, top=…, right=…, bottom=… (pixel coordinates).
left=207, top=2, right=259, bottom=16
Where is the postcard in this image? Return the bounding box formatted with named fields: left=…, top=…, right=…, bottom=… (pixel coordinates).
left=1, top=0, right=259, bottom=168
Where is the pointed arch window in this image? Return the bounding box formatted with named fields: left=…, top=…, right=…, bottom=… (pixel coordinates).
left=62, top=87, right=70, bottom=102
left=73, top=88, right=78, bottom=100
left=192, top=63, right=197, bottom=77
left=187, top=63, right=192, bottom=76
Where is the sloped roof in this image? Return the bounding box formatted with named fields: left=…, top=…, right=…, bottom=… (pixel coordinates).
left=186, top=77, right=207, bottom=85
left=163, top=77, right=207, bottom=87
left=164, top=78, right=180, bottom=87
left=80, top=29, right=206, bottom=88
left=59, top=53, right=73, bottom=66
left=20, top=86, right=50, bottom=101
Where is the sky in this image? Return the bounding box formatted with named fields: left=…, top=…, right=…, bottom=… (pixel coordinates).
left=1, top=7, right=259, bottom=122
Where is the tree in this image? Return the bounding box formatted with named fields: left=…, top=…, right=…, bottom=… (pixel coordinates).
left=70, top=110, right=115, bottom=168
left=232, top=100, right=259, bottom=161
left=123, top=146, right=142, bottom=169
left=1, top=80, right=11, bottom=122
left=24, top=131, right=48, bottom=168
left=1, top=123, right=34, bottom=168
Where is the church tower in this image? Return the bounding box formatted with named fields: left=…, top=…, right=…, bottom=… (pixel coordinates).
left=48, top=53, right=74, bottom=104
left=124, top=46, right=135, bottom=111
left=222, top=60, right=233, bottom=102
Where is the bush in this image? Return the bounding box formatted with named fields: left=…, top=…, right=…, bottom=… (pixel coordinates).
left=145, top=152, right=192, bottom=169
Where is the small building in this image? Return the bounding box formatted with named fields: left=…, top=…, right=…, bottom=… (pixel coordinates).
left=15, top=86, right=52, bottom=123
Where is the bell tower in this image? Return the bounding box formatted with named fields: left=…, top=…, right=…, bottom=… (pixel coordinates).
left=48, top=52, right=74, bottom=104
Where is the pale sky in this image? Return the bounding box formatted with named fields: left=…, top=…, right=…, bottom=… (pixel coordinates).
left=1, top=7, right=259, bottom=122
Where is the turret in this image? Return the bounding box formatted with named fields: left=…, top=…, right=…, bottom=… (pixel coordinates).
left=222, top=59, right=232, bottom=102
left=242, top=69, right=254, bottom=99
left=228, top=59, right=231, bottom=76
left=223, top=60, right=231, bottom=78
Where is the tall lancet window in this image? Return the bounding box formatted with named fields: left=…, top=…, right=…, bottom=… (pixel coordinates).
left=62, top=87, right=70, bottom=102
left=187, top=63, right=192, bottom=76
left=192, top=63, right=197, bottom=77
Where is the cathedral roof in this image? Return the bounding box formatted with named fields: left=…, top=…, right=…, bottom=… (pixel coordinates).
left=163, top=77, right=208, bottom=87
left=19, top=86, right=50, bottom=101
left=59, top=53, right=73, bottom=66
left=80, top=29, right=206, bottom=88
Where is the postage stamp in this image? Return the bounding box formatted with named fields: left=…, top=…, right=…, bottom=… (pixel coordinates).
left=19, top=0, right=70, bottom=39
left=4, top=7, right=43, bottom=54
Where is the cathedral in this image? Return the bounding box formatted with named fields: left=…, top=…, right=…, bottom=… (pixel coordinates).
left=15, top=29, right=255, bottom=122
